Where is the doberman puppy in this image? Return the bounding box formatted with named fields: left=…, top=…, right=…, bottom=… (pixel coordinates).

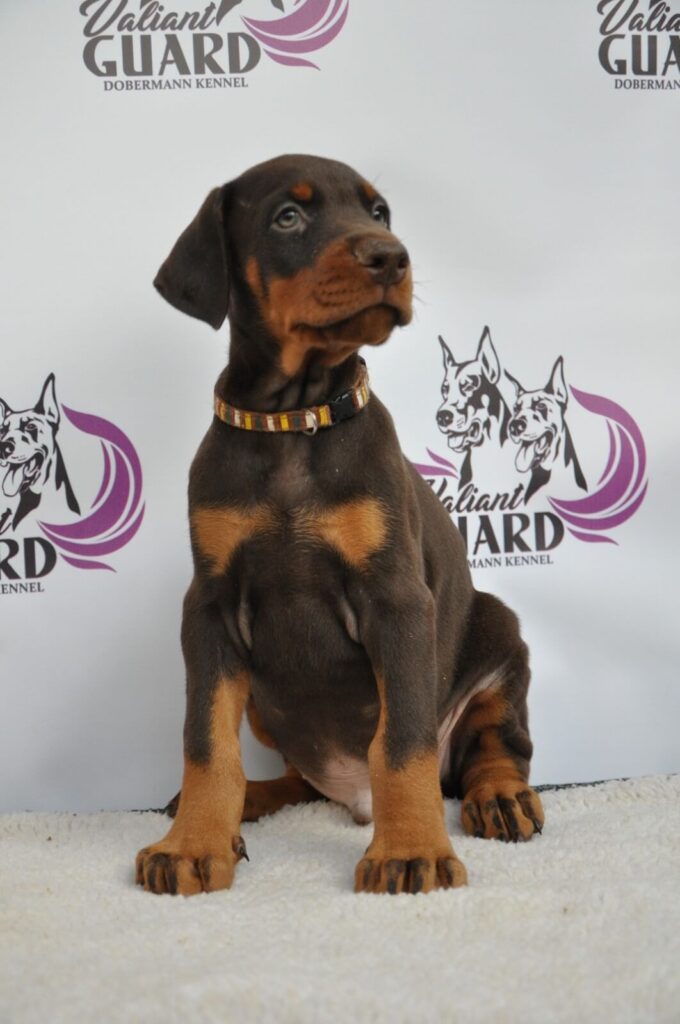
left=136, top=154, right=544, bottom=897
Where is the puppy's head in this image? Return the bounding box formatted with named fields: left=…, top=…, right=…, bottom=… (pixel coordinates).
left=154, top=154, right=413, bottom=376
left=436, top=328, right=504, bottom=452
left=0, top=376, right=59, bottom=498
left=506, top=357, right=568, bottom=473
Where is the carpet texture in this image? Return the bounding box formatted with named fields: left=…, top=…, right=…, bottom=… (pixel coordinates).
left=1, top=775, right=679, bottom=1024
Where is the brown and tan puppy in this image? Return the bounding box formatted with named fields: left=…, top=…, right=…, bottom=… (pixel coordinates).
left=136, top=154, right=544, bottom=897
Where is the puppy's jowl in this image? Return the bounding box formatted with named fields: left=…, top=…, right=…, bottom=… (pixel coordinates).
left=136, top=155, right=544, bottom=897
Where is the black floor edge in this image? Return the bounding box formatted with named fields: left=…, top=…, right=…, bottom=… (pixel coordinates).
left=127, top=772, right=678, bottom=815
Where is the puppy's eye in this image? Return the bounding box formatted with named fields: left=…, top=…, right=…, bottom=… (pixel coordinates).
left=371, top=202, right=390, bottom=227
left=441, top=384, right=449, bottom=399
left=273, top=205, right=303, bottom=231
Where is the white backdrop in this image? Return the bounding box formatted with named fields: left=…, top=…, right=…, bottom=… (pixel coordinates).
left=1, top=1, right=678, bottom=812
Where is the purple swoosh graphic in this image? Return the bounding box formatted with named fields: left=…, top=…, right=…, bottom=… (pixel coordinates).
left=412, top=447, right=458, bottom=478
left=243, top=0, right=348, bottom=68
left=41, top=507, right=145, bottom=557
left=92, top=442, right=112, bottom=507
left=598, top=422, right=617, bottom=486
left=568, top=529, right=617, bottom=546
left=61, top=555, right=116, bottom=572
left=264, top=49, right=320, bottom=69
left=244, top=0, right=338, bottom=36
left=38, top=405, right=144, bottom=572
left=245, top=7, right=347, bottom=52
left=549, top=387, right=647, bottom=544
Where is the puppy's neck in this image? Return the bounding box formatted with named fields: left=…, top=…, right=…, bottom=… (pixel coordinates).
left=216, top=320, right=362, bottom=414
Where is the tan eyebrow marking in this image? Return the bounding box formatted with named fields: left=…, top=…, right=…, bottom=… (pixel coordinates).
left=290, top=181, right=314, bottom=202
left=362, top=181, right=378, bottom=201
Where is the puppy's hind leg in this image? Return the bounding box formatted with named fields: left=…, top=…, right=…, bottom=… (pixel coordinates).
left=447, top=592, right=545, bottom=842
left=165, top=768, right=325, bottom=822
left=165, top=690, right=326, bottom=822
left=242, top=768, right=325, bottom=821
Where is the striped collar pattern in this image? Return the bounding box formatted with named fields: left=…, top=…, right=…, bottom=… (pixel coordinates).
left=213, top=363, right=370, bottom=436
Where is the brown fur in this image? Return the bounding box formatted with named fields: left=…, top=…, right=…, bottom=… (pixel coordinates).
left=298, top=498, right=388, bottom=570
left=242, top=771, right=324, bottom=822
left=192, top=504, right=275, bottom=575
left=137, top=674, right=249, bottom=894
left=245, top=243, right=411, bottom=377
left=355, top=680, right=467, bottom=894
left=141, top=155, right=542, bottom=898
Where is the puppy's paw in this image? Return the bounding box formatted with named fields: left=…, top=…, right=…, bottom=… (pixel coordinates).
left=355, top=842, right=467, bottom=894
left=135, top=834, right=248, bottom=896
left=462, top=783, right=544, bottom=842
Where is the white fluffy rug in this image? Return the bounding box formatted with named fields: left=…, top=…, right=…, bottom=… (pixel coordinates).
left=1, top=775, right=679, bottom=1024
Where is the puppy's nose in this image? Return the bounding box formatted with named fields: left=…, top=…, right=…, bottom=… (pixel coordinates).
left=0, top=439, right=13, bottom=459
left=353, top=237, right=410, bottom=287
left=509, top=418, right=525, bottom=438
left=437, top=409, right=453, bottom=428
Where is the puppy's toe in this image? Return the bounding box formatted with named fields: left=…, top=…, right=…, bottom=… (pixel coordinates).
left=462, top=783, right=544, bottom=841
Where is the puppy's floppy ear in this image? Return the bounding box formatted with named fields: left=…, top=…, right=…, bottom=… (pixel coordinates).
left=154, top=185, right=231, bottom=330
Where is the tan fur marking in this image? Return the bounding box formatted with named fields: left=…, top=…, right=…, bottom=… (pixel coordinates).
left=362, top=181, right=378, bottom=201
left=290, top=181, right=313, bottom=201
left=462, top=728, right=525, bottom=793
left=136, top=674, right=250, bottom=894
left=461, top=688, right=510, bottom=735
left=356, top=677, right=467, bottom=893
left=245, top=255, right=263, bottom=299
left=458, top=689, right=544, bottom=841
left=192, top=505, right=275, bottom=575
left=242, top=773, right=323, bottom=822
left=171, top=675, right=249, bottom=842
left=298, top=498, right=388, bottom=569
left=244, top=237, right=412, bottom=377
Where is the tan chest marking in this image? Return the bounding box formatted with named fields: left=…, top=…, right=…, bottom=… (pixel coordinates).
left=192, top=505, right=275, bottom=575
left=192, top=498, right=386, bottom=576
left=297, top=498, right=388, bottom=569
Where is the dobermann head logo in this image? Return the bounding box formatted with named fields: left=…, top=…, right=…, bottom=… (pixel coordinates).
left=0, top=374, right=144, bottom=573
left=506, top=357, right=587, bottom=503
left=0, top=375, right=80, bottom=536
left=436, top=327, right=510, bottom=487
left=416, top=326, right=648, bottom=549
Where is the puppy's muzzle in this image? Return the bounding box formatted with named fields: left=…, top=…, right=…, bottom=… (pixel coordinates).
left=352, top=236, right=410, bottom=288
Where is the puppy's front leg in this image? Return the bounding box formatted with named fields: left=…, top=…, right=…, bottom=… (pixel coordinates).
left=355, top=583, right=467, bottom=894
left=136, top=583, right=249, bottom=895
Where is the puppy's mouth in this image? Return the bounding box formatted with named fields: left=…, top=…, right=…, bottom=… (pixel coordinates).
left=2, top=453, right=43, bottom=497
left=298, top=302, right=404, bottom=349
left=515, top=431, right=553, bottom=473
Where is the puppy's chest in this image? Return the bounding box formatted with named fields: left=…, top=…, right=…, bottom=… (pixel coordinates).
left=191, top=465, right=388, bottom=579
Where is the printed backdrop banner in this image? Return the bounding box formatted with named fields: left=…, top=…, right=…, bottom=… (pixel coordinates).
left=1, top=1, right=678, bottom=811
